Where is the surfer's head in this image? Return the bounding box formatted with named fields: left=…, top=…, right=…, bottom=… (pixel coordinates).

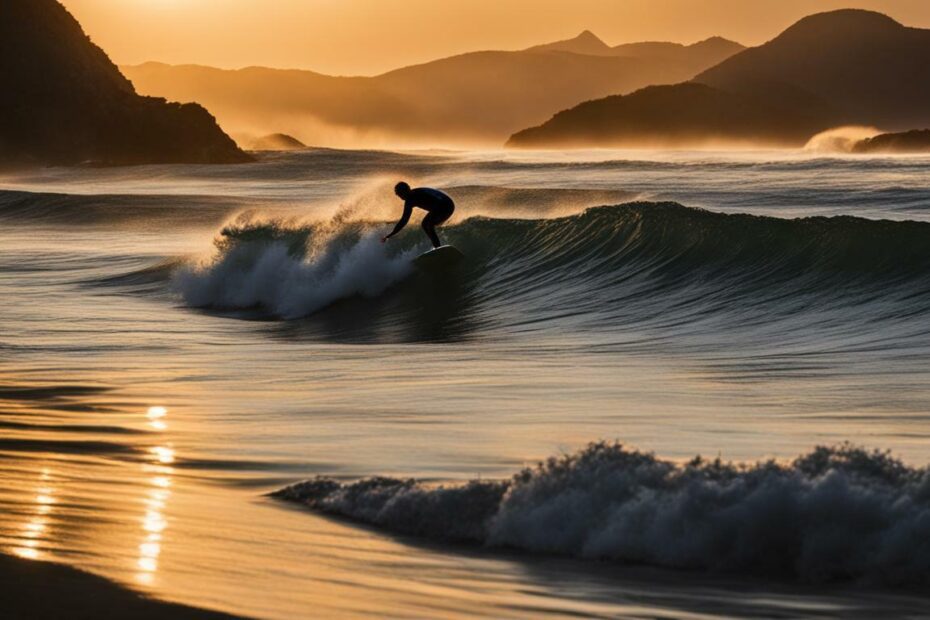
left=394, top=181, right=411, bottom=199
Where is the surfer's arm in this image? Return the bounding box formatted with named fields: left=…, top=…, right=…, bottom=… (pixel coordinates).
left=383, top=203, right=413, bottom=241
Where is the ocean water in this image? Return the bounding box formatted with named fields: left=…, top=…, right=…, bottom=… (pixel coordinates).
left=1, top=148, right=930, bottom=618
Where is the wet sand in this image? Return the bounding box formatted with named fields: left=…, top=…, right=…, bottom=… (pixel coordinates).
left=0, top=553, right=241, bottom=620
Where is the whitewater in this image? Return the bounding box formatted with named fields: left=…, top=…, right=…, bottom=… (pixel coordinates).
left=1, top=148, right=930, bottom=618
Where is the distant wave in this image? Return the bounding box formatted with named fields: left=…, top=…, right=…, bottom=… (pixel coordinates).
left=274, top=442, right=930, bottom=585
left=0, top=189, right=237, bottom=227
left=445, top=185, right=636, bottom=218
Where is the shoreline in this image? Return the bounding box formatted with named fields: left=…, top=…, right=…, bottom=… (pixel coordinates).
left=0, top=553, right=242, bottom=620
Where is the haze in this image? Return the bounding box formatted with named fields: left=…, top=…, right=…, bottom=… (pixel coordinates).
left=61, top=0, right=930, bottom=75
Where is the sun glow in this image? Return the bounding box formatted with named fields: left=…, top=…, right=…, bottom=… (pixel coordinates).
left=136, top=406, right=173, bottom=585
left=60, top=0, right=930, bottom=75
left=11, top=469, right=56, bottom=562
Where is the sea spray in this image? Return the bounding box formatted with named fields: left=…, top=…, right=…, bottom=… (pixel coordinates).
left=804, top=126, right=881, bottom=153
left=273, top=442, right=930, bottom=585
left=174, top=217, right=417, bottom=319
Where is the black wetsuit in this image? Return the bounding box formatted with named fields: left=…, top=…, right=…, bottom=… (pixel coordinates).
left=386, top=188, right=455, bottom=248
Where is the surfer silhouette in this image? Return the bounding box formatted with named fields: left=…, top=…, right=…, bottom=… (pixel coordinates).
left=382, top=182, right=455, bottom=248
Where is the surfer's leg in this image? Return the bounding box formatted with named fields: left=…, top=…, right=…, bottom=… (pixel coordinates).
left=422, top=213, right=442, bottom=248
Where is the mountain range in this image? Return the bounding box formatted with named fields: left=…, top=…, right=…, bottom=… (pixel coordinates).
left=508, top=10, right=930, bottom=148
left=7, top=3, right=928, bottom=159
left=122, top=32, right=743, bottom=147
left=528, top=31, right=744, bottom=71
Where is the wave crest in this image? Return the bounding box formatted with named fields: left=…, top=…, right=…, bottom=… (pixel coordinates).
left=274, top=443, right=930, bottom=585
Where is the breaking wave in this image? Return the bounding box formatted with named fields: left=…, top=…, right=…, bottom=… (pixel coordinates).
left=273, top=442, right=930, bottom=585
left=175, top=217, right=417, bottom=319
left=171, top=202, right=930, bottom=347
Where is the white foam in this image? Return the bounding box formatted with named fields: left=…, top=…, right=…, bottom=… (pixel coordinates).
left=275, top=443, right=930, bottom=584
left=175, top=229, right=416, bottom=319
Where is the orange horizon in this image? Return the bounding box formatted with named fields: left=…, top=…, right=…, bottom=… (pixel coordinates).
left=61, top=0, right=930, bottom=76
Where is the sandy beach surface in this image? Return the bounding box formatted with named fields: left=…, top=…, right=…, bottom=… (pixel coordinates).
left=0, top=553, right=241, bottom=620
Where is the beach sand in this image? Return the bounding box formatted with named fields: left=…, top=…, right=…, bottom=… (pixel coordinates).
left=0, top=553, right=241, bottom=620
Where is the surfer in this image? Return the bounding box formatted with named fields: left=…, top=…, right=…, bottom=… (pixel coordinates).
left=382, top=182, right=455, bottom=248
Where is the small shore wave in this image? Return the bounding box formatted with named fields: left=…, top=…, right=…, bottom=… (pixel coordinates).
left=274, top=442, right=930, bottom=586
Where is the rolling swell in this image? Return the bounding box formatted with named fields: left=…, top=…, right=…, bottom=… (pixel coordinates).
left=0, top=189, right=238, bottom=227
left=273, top=442, right=930, bottom=585
left=174, top=202, right=930, bottom=346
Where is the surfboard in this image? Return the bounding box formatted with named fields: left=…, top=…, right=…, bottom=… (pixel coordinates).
left=412, top=245, right=464, bottom=270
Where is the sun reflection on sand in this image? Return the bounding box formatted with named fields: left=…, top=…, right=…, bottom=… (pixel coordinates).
left=137, top=406, right=173, bottom=586
left=12, top=468, right=55, bottom=561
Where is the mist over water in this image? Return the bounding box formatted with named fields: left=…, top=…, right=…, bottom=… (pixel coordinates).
left=2, top=148, right=930, bottom=617
left=804, top=126, right=882, bottom=153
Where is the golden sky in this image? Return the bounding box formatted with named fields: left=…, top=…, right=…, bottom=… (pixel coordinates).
left=61, top=0, right=930, bottom=75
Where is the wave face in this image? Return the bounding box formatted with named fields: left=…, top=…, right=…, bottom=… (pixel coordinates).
left=274, top=443, right=930, bottom=585
left=172, top=202, right=930, bottom=350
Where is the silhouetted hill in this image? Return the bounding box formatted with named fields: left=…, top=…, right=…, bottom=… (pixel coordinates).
left=123, top=33, right=743, bottom=147
left=248, top=133, right=307, bottom=151
left=508, top=10, right=930, bottom=148
left=0, top=0, right=250, bottom=166
left=507, top=83, right=833, bottom=148
left=697, top=10, right=930, bottom=129
left=853, top=129, right=930, bottom=153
